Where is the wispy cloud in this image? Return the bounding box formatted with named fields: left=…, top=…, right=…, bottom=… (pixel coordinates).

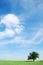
left=0, top=28, right=43, bottom=46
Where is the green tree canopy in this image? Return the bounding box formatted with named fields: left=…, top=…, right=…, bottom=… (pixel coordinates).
left=28, top=51, right=39, bottom=61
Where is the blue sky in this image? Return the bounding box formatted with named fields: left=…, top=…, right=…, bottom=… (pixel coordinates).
left=0, top=0, right=43, bottom=60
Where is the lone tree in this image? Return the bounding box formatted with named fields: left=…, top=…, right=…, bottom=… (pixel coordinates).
left=28, top=51, right=39, bottom=61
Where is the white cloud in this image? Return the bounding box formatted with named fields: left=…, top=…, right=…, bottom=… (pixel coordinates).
left=0, top=29, right=43, bottom=46
left=15, top=25, right=24, bottom=34
left=0, top=29, right=15, bottom=40
left=0, top=14, right=24, bottom=40
left=1, top=14, right=20, bottom=28
left=0, top=14, right=43, bottom=46
left=12, top=29, right=43, bottom=45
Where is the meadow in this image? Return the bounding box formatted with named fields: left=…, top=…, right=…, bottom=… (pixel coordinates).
left=0, top=60, right=43, bottom=65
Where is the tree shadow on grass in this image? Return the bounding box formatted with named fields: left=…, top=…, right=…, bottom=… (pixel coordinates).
left=25, top=61, right=33, bottom=62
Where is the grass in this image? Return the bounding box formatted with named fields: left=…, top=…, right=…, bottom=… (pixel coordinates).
left=0, top=60, right=43, bottom=65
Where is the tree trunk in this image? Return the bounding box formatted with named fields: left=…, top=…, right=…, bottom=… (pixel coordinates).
left=33, top=59, right=35, bottom=62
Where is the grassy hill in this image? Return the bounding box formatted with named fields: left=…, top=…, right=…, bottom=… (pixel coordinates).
left=0, top=60, right=43, bottom=65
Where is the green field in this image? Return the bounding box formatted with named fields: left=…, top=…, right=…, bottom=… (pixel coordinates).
left=0, top=60, right=43, bottom=65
